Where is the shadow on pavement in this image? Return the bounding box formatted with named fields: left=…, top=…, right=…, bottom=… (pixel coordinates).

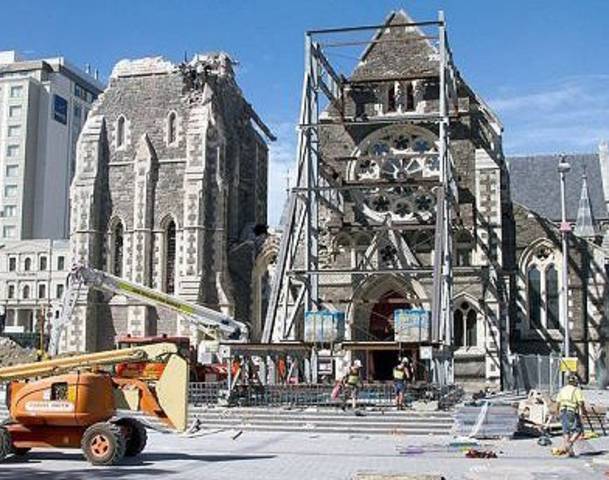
left=138, top=452, right=276, bottom=462
left=0, top=467, right=171, bottom=480
left=0, top=451, right=277, bottom=478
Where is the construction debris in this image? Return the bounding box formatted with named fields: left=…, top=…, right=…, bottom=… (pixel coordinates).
left=0, top=336, right=37, bottom=367
left=464, top=448, right=497, bottom=459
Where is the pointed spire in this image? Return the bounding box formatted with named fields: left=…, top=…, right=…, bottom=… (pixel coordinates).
left=574, top=171, right=598, bottom=238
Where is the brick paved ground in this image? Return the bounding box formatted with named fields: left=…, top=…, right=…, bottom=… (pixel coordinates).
left=1, top=429, right=609, bottom=480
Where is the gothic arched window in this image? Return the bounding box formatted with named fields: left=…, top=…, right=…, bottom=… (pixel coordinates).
left=113, top=222, right=124, bottom=277
left=454, top=309, right=464, bottom=348
left=117, top=115, right=126, bottom=148
left=164, top=220, right=176, bottom=294
left=527, top=266, right=542, bottom=328
left=524, top=244, right=561, bottom=331
left=167, top=112, right=177, bottom=145
left=546, top=265, right=560, bottom=330
left=453, top=300, right=478, bottom=348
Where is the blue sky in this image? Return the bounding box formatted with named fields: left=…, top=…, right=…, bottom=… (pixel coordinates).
left=3, top=1, right=609, bottom=225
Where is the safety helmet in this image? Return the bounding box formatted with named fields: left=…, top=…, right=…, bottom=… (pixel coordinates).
left=401, top=357, right=410, bottom=365
left=353, top=359, right=363, bottom=368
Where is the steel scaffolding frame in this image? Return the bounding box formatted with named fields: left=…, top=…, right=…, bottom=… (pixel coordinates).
left=262, top=12, right=460, bottom=383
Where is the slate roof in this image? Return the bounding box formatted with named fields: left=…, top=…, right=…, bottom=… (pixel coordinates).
left=507, top=154, right=608, bottom=221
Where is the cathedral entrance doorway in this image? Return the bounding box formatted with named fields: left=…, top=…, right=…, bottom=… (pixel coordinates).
left=368, top=291, right=411, bottom=381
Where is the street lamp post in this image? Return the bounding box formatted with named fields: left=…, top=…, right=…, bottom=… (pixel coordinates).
left=558, top=155, right=571, bottom=358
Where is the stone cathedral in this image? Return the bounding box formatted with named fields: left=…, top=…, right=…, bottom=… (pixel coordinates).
left=66, top=54, right=273, bottom=352
left=64, top=12, right=609, bottom=387
left=256, top=11, right=609, bottom=386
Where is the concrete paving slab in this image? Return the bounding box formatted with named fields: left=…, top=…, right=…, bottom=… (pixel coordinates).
left=1, top=430, right=609, bottom=480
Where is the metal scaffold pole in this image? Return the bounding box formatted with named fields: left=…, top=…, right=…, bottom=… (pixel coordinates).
left=263, top=11, right=459, bottom=387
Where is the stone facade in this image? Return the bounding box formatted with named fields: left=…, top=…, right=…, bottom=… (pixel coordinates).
left=66, top=54, right=271, bottom=352
left=258, top=11, right=507, bottom=384
left=258, top=10, right=609, bottom=386
left=0, top=239, right=69, bottom=334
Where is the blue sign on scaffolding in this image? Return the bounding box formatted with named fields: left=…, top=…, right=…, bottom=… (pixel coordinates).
left=304, top=310, right=345, bottom=343
left=394, top=308, right=430, bottom=342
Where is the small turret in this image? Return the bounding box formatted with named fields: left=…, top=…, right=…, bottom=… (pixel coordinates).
left=574, top=171, right=598, bottom=239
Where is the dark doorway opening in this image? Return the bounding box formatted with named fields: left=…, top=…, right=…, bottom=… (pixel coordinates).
left=370, top=350, right=399, bottom=381
left=367, top=291, right=411, bottom=381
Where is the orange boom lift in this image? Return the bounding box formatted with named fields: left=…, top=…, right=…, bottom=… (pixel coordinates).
left=0, top=342, right=188, bottom=466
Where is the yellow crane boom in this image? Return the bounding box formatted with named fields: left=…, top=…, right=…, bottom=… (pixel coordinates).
left=0, top=342, right=178, bottom=382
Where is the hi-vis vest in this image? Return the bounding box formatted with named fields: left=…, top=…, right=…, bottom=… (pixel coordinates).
left=393, top=367, right=406, bottom=381
left=556, top=385, right=584, bottom=412
left=347, top=373, right=360, bottom=386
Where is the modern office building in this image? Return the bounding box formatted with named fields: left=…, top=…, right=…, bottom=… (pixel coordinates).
left=0, top=50, right=104, bottom=240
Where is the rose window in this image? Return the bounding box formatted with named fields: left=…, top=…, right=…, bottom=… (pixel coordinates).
left=349, top=127, right=439, bottom=223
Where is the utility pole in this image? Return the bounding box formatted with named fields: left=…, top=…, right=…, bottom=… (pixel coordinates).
left=558, top=154, right=571, bottom=358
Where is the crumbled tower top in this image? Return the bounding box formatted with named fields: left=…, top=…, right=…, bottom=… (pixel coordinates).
left=110, top=56, right=176, bottom=78
left=110, top=52, right=235, bottom=81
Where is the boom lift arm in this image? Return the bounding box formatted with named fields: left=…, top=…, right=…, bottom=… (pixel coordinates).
left=0, top=343, right=179, bottom=382
left=48, top=264, right=248, bottom=356
left=0, top=342, right=189, bottom=465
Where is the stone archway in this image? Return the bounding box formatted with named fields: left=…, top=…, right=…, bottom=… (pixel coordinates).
left=348, top=274, right=427, bottom=340
left=368, top=290, right=412, bottom=380
left=347, top=274, right=428, bottom=381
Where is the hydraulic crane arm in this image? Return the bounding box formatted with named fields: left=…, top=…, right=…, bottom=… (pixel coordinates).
left=48, top=264, right=248, bottom=356
left=0, top=342, right=178, bottom=382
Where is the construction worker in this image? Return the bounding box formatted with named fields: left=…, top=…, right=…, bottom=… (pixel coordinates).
left=393, top=358, right=410, bottom=409
left=556, top=374, right=585, bottom=457
left=341, top=359, right=363, bottom=411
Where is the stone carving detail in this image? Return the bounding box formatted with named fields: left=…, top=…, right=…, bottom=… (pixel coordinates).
left=350, top=126, right=439, bottom=223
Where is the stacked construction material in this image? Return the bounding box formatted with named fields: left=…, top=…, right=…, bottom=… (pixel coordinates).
left=453, top=402, right=519, bottom=439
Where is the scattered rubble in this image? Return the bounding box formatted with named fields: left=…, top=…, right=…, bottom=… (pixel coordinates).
left=0, top=337, right=37, bottom=367
left=464, top=448, right=498, bottom=459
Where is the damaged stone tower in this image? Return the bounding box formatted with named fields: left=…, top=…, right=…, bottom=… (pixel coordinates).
left=66, top=54, right=274, bottom=352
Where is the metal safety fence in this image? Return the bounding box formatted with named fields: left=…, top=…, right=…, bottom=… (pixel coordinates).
left=506, top=354, right=562, bottom=396
left=187, top=382, right=462, bottom=409
left=188, top=381, right=227, bottom=406
left=1, top=381, right=462, bottom=411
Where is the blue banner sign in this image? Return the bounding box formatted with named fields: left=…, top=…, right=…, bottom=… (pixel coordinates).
left=394, top=308, right=430, bottom=342
left=304, top=310, right=345, bottom=343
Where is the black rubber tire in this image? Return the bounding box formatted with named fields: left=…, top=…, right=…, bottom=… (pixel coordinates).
left=81, top=422, right=126, bottom=466
left=115, top=418, right=147, bottom=457
left=0, top=426, right=12, bottom=462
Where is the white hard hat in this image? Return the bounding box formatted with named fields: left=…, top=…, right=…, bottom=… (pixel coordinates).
left=353, top=359, right=362, bottom=368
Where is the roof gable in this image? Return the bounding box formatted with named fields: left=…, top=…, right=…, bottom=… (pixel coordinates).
left=351, top=10, right=439, bottom=82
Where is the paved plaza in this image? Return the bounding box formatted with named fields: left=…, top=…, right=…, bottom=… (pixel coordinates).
left=1, top=429, right=609, bottom=480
